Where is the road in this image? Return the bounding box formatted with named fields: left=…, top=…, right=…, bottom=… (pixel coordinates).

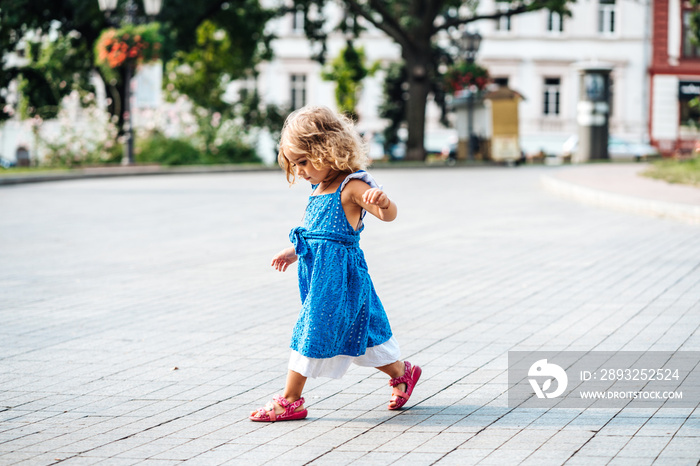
left=1, top=167, right=698, bottom=465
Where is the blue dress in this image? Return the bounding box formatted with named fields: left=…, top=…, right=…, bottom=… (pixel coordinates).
left=289, top=171, right=393, bottom=359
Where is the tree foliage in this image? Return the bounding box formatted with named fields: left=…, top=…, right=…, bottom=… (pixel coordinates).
left=165, top=20, right=242, bottom=113
left=0, top=0, right=274, bottom=125
left=162, top=17, right=285, bottom=153
left=0, top=1, right=103, bottom=121
left=378, top=62, right=408, bottom=147
left=234, top=87, right=287, bottom=142
left=15, top=31, right=96, bottom=120
left=292, top=0, right=573, bottom=160
left=321, top=41, right=379, bottom=120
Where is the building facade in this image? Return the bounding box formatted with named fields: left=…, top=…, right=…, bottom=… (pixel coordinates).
left=1, top=2, right=655, bottom=163
left=255, top=3, right=404, bottom=133
left=649, top=0, right=700, bottom=155
left=472, top=0, right=651, bottom=155
left=252, top=2, right=458, bottom=162
left=258, top=0, right=652, bottom=158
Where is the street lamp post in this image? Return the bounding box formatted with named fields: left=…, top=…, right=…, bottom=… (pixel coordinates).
left=460, top=30, right=482, bottom=161
left=97, top=0, right=163, bottom=165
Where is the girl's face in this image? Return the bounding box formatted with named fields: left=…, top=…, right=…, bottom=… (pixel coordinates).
left=286, top=152, right=332, bottom=185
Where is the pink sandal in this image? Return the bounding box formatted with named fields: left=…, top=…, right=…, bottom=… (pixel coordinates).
left=388, top=360, right=422, bottom=410
left=249, top=395, right=308, bottom=422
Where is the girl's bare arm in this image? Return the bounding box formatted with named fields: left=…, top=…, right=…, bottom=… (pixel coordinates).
left=343, top=180, right=398, bottom=223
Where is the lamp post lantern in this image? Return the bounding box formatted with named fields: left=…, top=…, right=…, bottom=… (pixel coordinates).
left=461, top=30, right=481, bottom=63
left=98, top=0, right=118, bottom=13
left=460, top=30, right=481, bottom=161
left=143, top=0, right=163, bottom=16
left=97, top=0, right=163, bottom=165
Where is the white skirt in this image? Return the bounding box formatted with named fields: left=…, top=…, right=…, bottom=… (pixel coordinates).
left=288, top=336, right=401, bottom=379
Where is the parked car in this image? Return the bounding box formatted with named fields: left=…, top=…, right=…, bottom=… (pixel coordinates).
left=0, top=156, right=16, bottom=169
left=389, top=141, right=406, bottom=160
left=562, top=135, right=660, bottom=161
left=425, top=130, right=458, bottom=158
left=365, top=132, right=386, bottom=160
left=443, top=141, right=458, bottom=160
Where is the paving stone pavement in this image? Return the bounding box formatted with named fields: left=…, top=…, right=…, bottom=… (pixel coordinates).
left=1, top=166, right=699, bottom=466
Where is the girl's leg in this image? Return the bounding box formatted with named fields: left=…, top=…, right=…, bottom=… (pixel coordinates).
left=284, top=369, right=307, bottom=404
left=376, top=360, right=407, bottom=408
left=376, top=360, right=406, bottom=379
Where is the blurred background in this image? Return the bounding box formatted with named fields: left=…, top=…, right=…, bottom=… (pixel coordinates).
left=0, top=0, right=696, bottom=171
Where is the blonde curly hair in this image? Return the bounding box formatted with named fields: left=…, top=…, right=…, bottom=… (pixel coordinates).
left=278, top=106, right=369, bottom=184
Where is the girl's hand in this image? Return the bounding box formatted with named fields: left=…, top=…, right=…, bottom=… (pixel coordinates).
left=271, top=247, right=298, bottom=272
left=362, top=188, right=390, bottom=210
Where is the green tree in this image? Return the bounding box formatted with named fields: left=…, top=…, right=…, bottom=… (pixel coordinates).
left=321, top=40, right=379, bottom=120
left=0, top=1, right=103, bottom=121
left=165, top=21, right=236, bottom=113
left=15, top=31, right=95, bottom=120
left=162, top=18, right=284, bottom=156
left=293, top=0, right=573, bottom=160
left=0, top=0, right=273, bottom=129
left=378, top=62, right=408, bottom=149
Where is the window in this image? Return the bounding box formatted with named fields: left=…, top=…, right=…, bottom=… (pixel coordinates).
left=682, top=11, right=700, bottom=57
left=680, top=81, right=700, bottom=127
left=495, top=2, right=511, bottom=32
left=598, top=0, right=615, bottom=34
left=493, top=77, right=509, bottom=87
left=290, top=74, right=306, bottom=109
left=548, top=11, right=564, bottom=33
left=543, top=77, right=561, bottom=116
left=291, top=9, right=304, bottom=33
left=680, top=99, right=700, bottom=127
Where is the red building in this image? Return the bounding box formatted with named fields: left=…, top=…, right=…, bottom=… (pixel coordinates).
left=650, top=0, right=700, bottom=155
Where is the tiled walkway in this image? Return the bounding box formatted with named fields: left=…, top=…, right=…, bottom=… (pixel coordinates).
left=1, top=167, right=698, bottom=465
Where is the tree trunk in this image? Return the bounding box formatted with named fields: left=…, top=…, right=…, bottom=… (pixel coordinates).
left=404, top=54, right=430, bottom=161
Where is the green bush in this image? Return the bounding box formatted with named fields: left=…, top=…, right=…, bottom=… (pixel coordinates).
left=203, top=139, right=260, bottom=164
left=36, top=101, right=122, bottom=168
left=43, top=141, right=122, bottom=168
left=136, top=131, right=261, bottom=166
left=135, top=132, right=200, bottom=166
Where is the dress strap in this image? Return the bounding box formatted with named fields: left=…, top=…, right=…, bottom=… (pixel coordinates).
left=337, top=170, right=383, bottom=225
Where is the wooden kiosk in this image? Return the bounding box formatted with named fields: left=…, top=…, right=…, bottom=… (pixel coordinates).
left=453, top=86, right=524, bottom=163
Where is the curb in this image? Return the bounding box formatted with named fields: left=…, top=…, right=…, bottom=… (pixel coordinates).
left=541, top=174, right=700, bottom=225
left=0, top=160, right=502, bottom=187
left=0, top=164, right=278, bottom=186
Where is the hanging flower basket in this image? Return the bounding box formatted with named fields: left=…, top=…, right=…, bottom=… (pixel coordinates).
left=444, top=61, right=490, bottom=94
left=95, top=23, right=163, bottom=69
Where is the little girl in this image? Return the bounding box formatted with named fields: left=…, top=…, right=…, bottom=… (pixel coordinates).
left=250, top=106, right=421, bottom=422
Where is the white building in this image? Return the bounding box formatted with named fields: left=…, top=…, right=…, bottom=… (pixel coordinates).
left=254, top=3, right=404, bottom=143
left=255, top=0, right=651, bottom=159
left=473, top=0, right=651, bottom=155
left=1, top=1, right=652, bottom=164
left=252, top=2, right=453, bottom=162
